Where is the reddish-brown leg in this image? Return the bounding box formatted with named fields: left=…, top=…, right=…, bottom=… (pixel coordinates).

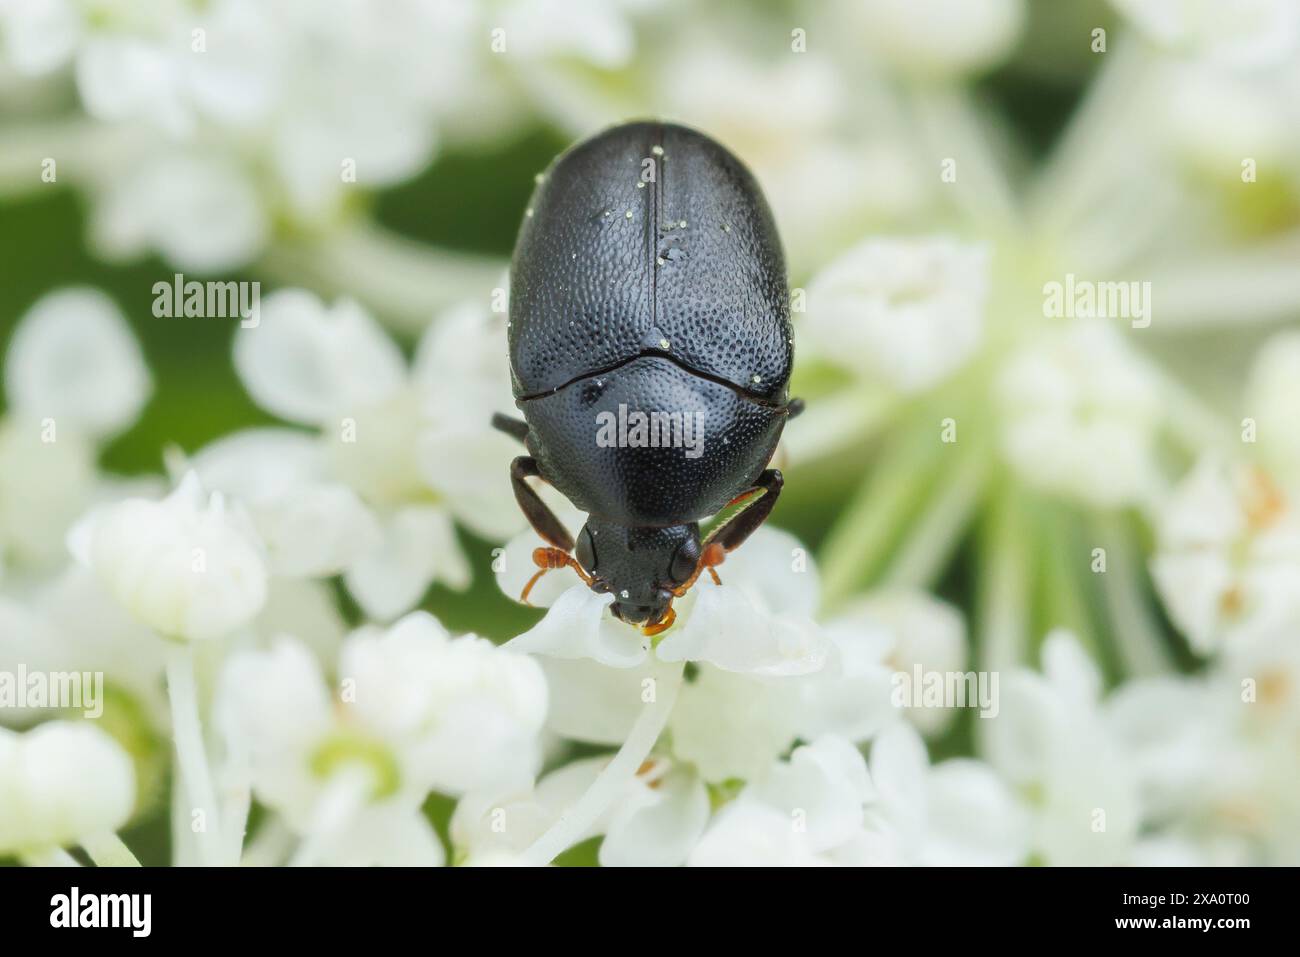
left=520, top=546, right=592, bottom=604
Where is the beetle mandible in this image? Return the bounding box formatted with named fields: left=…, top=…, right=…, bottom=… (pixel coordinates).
left=493, top=121, right=802, bottom=635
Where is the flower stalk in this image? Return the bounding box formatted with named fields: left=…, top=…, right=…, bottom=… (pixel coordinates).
left=523, top=663, right=685, bottom=866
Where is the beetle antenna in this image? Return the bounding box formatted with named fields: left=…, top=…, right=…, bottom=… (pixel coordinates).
left=520, top=546, right=592, bottom=604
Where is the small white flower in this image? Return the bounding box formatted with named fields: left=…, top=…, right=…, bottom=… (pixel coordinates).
left=1109, top=0, right=1300, bottom=70
left=216, top=612, right=548, bottom=832
left=233, top=290, right=406, bottom=427
left=998, top=320, right=1164, bottom=507
left=645, top=44, right=925, bottom=273
left=1104, top=635, right=1300, bottom=864
left=0, top=721, right=135, bottom=855
left=804, top=237, right=990, bottom=393
left=232, top=290, right=521, bottom=620
left=342, top=613, right=548, bottom=796
left=822, top=589, right=969, bottom=737
left=0, top=0, right=81, bottom=76
left=495, top=0, right=635, bottom=69
left=191, top=428, right=381, bottom=579
left=869, top=722, right=1029, bottom=866
left=3, top=288, right=152, bottom=440
left=69, top=471, right=269, bottom=641
left=1148, top=61, right=1290, bottom=183
left=1150, top=457, right=1300, bottom=656
left=453, top=754, right=710, bottom=868
left=668, top=665, right=817, bottom=784
left=846, top=0, right=1027, bottom=77
left=89, top=153, right=269, bottom=272
left=0, top=566, right=171, bottom=724
left=979, top=631, right=1141, bottom=865
left=0, top=288, right=152, bottom=575
left=688, top=736, right=891, bottom=866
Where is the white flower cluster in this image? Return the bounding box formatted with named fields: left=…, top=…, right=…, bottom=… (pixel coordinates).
left=3, top=0, right=1300, bottom=869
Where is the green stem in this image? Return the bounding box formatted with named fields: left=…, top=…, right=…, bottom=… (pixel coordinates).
left=977, top=485, right=1031, bottom=672
left=19, top=847, right=81, bottom=867
left=0, top=120, right=136, bottom=197
left=908, top=86, right=1020, bottom=233
left=1028, top=38, right=1145, bottom=235
left=523, top=663, right=684, bottom=865
left=1092, top=511, right=1174, bottom=678
left=258, top=222, right=505, bottom=332
left=819, top=426, right=941, bottom=612
left=166, top=643, right=224, bottom=867
left=81, top=832, right=142, bottom=867
left=878, top=444, right=988, bottom=591
left=1034, top=503, right=1102, bottom=663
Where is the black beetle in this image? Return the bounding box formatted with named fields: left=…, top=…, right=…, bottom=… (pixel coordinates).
left=493, top=121, right=801, bottom=634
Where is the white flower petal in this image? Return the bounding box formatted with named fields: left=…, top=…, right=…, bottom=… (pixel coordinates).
left=233, top=290, right=405, bottom=426
left=804, top=236, right=990, bottom=391
left=751, top=736, right=872, bottom=853
left=91, top=155, right=268, bottom=270
left=0, top=416, right=97, bottom=570
left=420, top=422, right=526, bottom=542
left=344, top=506, right=468, bottom=622
left=4, top=288, right=151, bottom=439
left=215, top=637, right=335, bottom=821
left=869, top=723, right=930, bottom=842
left=494, top=499, right=587, bottom=608
left=600, top=766, right=710, bottom=867
left=1041, top=629, right=1102, bottom=707
left=341, top=613, right=548, bottom=796
left=322, top=804, right=447, bottom=867
left=656, top=581, right=828, bottom=676
left=709, top=525, right=820, bottom=619
left=921, top=759, right=1029, bottom=866
left=193, top=428, right=383, bottom=578
left=536, top=656, right=671, bottom=745
left=669, top=666, right=806, bottom=784
left=850, top=0, right=1026, bottom=77
left=688, top=799, right=828, bottom=867
left=0, top=722, right=135, bottom=854
left=508, top=586, right=645, bottom=668
left=71, top=471, right=269, bottom=641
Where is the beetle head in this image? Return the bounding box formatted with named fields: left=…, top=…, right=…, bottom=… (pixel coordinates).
left=574, top=517, right=701, bottom=628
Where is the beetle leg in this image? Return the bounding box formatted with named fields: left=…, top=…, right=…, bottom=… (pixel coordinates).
left=521, top=546, right=592, bottom=604
left=510, top=456, right=576, bottom=552
left=668, top=472, right=784, bottom=599
left=785, top=397, right=805, bottom=419
left=642, top=604, right=677, bottom=637
left=492, top=412, right=531, bottom=444
left=707, top=468, right=784, bottom=555
left=671, top=541, right=726, bottom=597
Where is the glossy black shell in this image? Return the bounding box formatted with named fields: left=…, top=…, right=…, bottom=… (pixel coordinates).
left=509, top=121, right=794, bottom=528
